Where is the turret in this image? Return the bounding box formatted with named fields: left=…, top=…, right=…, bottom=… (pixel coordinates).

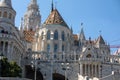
left=78, top=24, right=86, bottom=47
left=0, top=0, right=16, bottom=25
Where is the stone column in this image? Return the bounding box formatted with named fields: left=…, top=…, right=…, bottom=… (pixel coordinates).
left=88, top=64, right=91, bottom=76
left=7, top=42, right=10, bottom=60
left=99, top=64, right=101, bottom=78
left=80, top=63, right=83, bottom=75
left=85, top=64, right=86, bottom=76
left=95, top=64, right=97, bottom=77
left=10, top=42, right=14, bottom=60
left=50, top=38, right=54, bottom=53
left=92, top=64, right=93, bottom=77
left=3, top=41, right=5, bottom=54
left=59, top=39, right=62, bottom=52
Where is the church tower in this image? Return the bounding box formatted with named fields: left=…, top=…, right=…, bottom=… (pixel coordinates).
left=23, top=0, right=41, bottom=31
left=22, top=0, right=41, bottom=50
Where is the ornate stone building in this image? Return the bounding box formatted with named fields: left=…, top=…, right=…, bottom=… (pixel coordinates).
left=0, top=0, right=120, bottom=80
left=0, top=0, right=25, bottom=65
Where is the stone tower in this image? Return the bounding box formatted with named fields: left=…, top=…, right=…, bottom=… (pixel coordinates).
left=0, top=0, right=25, bottom=64
left=21, top=0, right=41, bottom=50
left=0, top=0, right=16, bottom=25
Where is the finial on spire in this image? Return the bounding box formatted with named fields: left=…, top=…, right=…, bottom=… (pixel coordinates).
left=51, top=0, right=54, bottom=11
left=99, top=30, right=102, bottom=35
left=31, top=0, right=37, bottom=4
left=81, top=22, right=83, bottom=26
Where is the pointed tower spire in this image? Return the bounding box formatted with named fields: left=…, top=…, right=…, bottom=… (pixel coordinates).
left=31, top=0, right=37, bottom=4
left=71, top=26, right=73, bottom=33
left=0, top=0, right=12, bottom=8
left=51, top=0, right=54, bottom=11
left=79, top=23, right=86, bottom=40
left=79, top=23, right=86, bottom=47
left=20, top=17, right=24, bottom=31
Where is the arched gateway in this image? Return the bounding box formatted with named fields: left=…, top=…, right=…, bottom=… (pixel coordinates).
left=25, top=66, right=68, bottom=80
left=25, top=65, right=43, bottom=80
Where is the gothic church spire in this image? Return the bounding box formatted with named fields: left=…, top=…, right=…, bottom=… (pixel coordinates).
left=51, top=0, right=54, bottom=11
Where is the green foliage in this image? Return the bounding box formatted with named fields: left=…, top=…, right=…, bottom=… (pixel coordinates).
left=1, top=58, right=22, bottom=77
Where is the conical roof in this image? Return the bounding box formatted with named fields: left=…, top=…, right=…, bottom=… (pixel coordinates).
left=44, top=9, right=68, bottom=28
left=0, top=0, right=12, bottom=8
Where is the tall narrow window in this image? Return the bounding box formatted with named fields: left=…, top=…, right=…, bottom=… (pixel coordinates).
left=54, top=30, right=58, bottom=40
left=62, top=31, right=65, bottom=41
left=0, top=11, right=1, bottom=17
left=47, top=31, right=50, bottom=40
left=3, top=12, right=7, bottom=18
left=0, top=41, right=3, bottom=51
left=54, top=44, right=58, bottom=52
left=9, top=13, right=12, bottom=19
left=41, top=32, right=44, bottom=40
left=62, top=45, right=64, bottom=52
left=47, top=44, right=50, bottom=52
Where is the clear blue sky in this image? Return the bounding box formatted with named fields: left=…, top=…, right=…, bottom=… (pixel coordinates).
left=12, top=0, right=120, bottom=53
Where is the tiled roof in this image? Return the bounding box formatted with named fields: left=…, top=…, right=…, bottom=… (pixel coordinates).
left=23, top=30, right=35, bottom=42
left=44, top=9, right=68, bottom=28
left=73, top=34, right=78, bottom=40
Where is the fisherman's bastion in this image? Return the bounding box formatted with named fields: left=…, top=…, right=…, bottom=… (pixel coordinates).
left=0, top=0, right=120, bottom=80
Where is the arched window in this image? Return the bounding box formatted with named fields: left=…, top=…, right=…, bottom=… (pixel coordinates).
left=62, top=45, right=64, bottom=52
left=3, top=12, right=7, bottom=18
left=47, top=30, right=50, bottom=40
left=62, top=31, right=65, bottom=41
left=0, top=41, right=3, bottom=51
left=54, top=30, right=58, bottom=40
left=9, top=13, right=12, bottom=19
left=47, top=44, right=50, bottom=52
left=54, top=44, right=58, bottom=52
left=86, top=54, right=92, bottom=58
left=0, top=11, right=1, bottom=17
left=41, top=32, right=44, bottom=40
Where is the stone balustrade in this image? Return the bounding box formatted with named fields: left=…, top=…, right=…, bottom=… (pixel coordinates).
left=0, top=33, right=24, bottom=47
left=0, top=77, right=32, bottom=80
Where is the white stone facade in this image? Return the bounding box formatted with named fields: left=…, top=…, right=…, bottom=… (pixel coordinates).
left=0, top=0, right=120, bottom=80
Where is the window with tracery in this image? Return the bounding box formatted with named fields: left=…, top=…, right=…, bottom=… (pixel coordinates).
left=54, top=30, right=58, bottom=40
left=54, top=44, right=58, bottom=52
left=47, top=44, right=50, bottom=52
left=3, top=12, right=7, bottom=18
left=62, top=45, right=64, bottom=51
left=62, top=31, right=65, bottom=41
left=47, top=30, right=50, bottom=40
left=0, top=11, right=1, bottom=17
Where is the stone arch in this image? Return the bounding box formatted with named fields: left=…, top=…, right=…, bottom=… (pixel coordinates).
left=3, top=11, right=7, bottom=18
left=86, top=54, right=92, bottom=58
left=53, top=73, right=68, bottom=80
left=25, top=65, right=43, bottom=80
left=8, top=13, right=12, bottom=19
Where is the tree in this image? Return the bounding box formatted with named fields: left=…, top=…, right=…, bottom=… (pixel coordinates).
left=1, top=58, right=22, bottom=77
